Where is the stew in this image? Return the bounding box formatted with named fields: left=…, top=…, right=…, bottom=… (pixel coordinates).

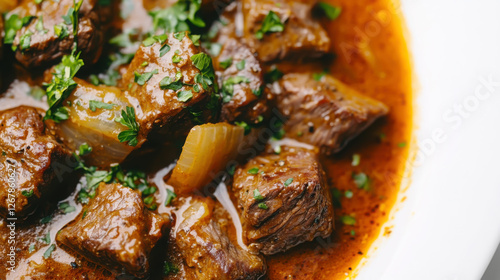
left=0, top=0, right=412, bottom=279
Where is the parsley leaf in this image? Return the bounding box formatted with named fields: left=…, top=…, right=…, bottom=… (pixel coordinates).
left=163, top=261, right=179, bottom=275
left=160, top=72, right=183, bottom=91
left=341, top=215, right=356, bottom=226
left=165, top=189, right=177, bottom=206
left=159, top=44, right=171, bottom=57
left=219, top=57, right=232, bottom=69
left=236, top=60, right=246, bottom=71
left=317, top=2, right=342, bottom=20
left=258, top=202, right=268, bottom=210
left=43, top=244, right=56, bottom=259
left=255, top=11, right=285, bottom=39
left=248, top=167, right=259, bottom=175
left=177, top=90, right=193, bottom=102
left=44, top=50, right=84, bottom=122
left=134, top=69, right=158, bottom=85
left=284, top=178, right=293, bottom=187
left=22, top=189, right=34, bottom=197
left=253, top=189, right=264, bottom=201
left=117, top=107, right=140, bottom=147
left=352, top=172, right=371, bottom=191
left=89, top=100, right=115, bottom=112
left=3, top=14, right=34, bottom=45
left=264, top=67, right=283, bottom=83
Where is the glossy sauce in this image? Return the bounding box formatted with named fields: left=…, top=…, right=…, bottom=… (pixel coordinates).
left=0, top=0, right=412, bottom=279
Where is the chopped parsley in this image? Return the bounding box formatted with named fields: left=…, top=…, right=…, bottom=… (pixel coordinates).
left=221, top=76, right=250, bottom=103
left=29, top=244, right=36, bottom=253
left=165, top=189, right=177, bottom=206
left=163, top=261, right=179, bottom=275
left=116, top=107, right=140, bottom=147
left=89, top=100, right=115, bottom=112
left=351, top=154, right=360, bottom=166
left=253, top=189, right=264, bottom=201
left=142, top=34, right=168, bottom=46
left=35, top=16, right=48, bottom=34
left=19, top=30, right=32, bottom=50
left=44, top=50, right=84, bottom=122
left=177, top=90, right=193, bottom=102
left=313, top=69, right=329, bottom=81
left=21, top=189, right=34, bottom=197
left=219, top=57, right=232, bottom=69
left=345, top=190, right=353, bottom=199
left=248, top=167, right=259, bottom=175
left=149, top=0, right=205, bottom=34
left=255, top=11, right=285, bottom=39
left=173, top=32, right=186, bottom=41
left=159, top=44, right=171, bottom=57
left=79, top=143, right=92, bottom=156
left=134, top=69, right=158, bottom=86
left=236, top=60, right=246, bottom=71
left=284, top=178, right=293, bottom=187
left=398, top=142, right=407, bottom=148
left=58, top=202, right=76, bottom=214
left=172, top=51, right=183, bottom=63
left=235, top=121, right=251, bottom=135
left=40, top=232, right=51, bottom=244
left=258, top=202, right=268, bottom=210
left=43, top=244, right=56, bottom=259
left=352, top=172, right=370, bottom=191
left=54, top=24, right=69, bottom=39
left=159, top=72, right=184, bottom=91
left=317, top=2, right=342, bottom=20
left=264, top=67, right=283, bottom=83
left=341, top=215, right=356, bottom=226
left=3, top=14, right=34, bottom=45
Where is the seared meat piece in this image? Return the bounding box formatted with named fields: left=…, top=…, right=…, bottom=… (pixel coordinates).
left=122, top=31, right=218, bottom=142
left=8, top=0, right=104, bottom=68
left=275, top=73, right=389, bottom=154
left=173, top=196, right=266, bottom=279
left=57, top=183, right=167, bottom=278
left=241, top=0, right=330, bottom=62
left=0, top=106, right=72, bottom=219
left=53, top=78, right=135, bottom=168
left=214, top=38, right=274, bottom=124
left=232, top=146, right=334, bottom=255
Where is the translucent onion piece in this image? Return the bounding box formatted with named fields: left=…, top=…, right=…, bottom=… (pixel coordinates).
left=168, top=123, right=244, bottom=194
left=56, top=78, right=135, bottom=167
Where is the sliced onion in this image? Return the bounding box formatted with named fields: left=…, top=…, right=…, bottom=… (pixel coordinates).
left=168, top=123, right=244, bottom=194
left=56, top=78, right=135, bottom=167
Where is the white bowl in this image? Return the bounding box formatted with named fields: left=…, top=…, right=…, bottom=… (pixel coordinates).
left=355, top=0, right=500, bottom=279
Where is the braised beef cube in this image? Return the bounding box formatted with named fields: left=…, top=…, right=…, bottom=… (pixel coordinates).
left=241, top=0, right=330, bottom=62
left=215, top=38, right=274, bottom=124
left=56, top=183, right=167, bottom=278
left=122, top=31, right=218, bottom=142
left=52, top=78, right=136, bottom=168
left=276, top=73, right=389, bottom=154
left=0, top=106, right=73, bottom=219
left=8, top=0, right=104, bottom=68
left=232, top=146, right=334, bottom=255
left=174, top=196, right=266, bottom=279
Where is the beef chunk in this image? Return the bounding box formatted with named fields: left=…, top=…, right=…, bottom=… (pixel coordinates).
left=0, top=106, right=72, bottom=219
left=232, top=146, right=334, bottom=255
left=241, top=0, right=330, bottom=62
left=214, top=38, right=274, bottom=124
left=122, top=31, right=218, bottom=142
left=276, top=73, right=389, bottom=154
left=173, top=196, right=266, bottom=279
left=57, top=183, right=167, bottom=278
left=9, top=0, right=104, bottom=68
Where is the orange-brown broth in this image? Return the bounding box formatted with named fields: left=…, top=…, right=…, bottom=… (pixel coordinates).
left=0, top=0, right=412, bottom=278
